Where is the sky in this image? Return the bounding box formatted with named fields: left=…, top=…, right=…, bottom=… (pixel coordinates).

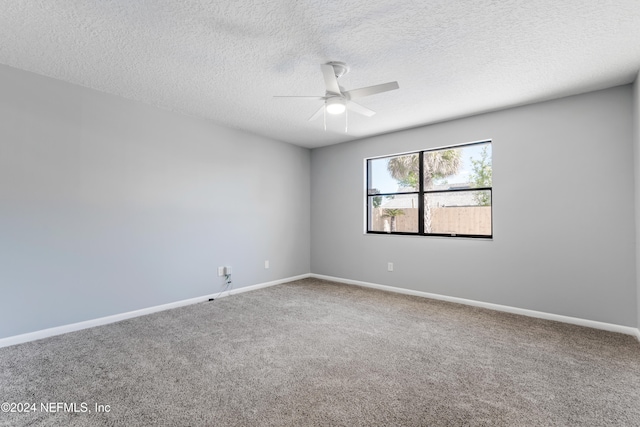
left=368, top=142, right=491, bottom=194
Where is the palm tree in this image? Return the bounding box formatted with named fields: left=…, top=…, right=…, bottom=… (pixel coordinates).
left=386, top=154, right=419, bottom=190
left=382, top=208, right=405, bottom=232
left=387, top=150, right=461, bottom=232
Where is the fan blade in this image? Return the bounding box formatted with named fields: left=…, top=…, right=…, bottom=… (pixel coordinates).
left=344, top=81, right=399, bottom=99
left=347, top=101, right=375, bottom=117
left=274, top=96, right=324, bottom=99
left=321, top=64, right=342, bottom=95
left=308, top=105, right=325, bottom=121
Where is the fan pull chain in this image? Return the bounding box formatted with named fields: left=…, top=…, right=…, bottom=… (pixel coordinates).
left=323, top=106, right=326, bottom=131
left=345, top=109, right=348, bottom=133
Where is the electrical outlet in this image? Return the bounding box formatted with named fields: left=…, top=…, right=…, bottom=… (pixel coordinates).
left=217, top=266, right=224, bottom=277
left=264, top=260, right=269, bottom=269
left=224, top=266, right=232, bottom=275
left=387, top=262, right=394, bottom=272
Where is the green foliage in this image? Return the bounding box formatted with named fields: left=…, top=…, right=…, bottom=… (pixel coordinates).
left=369, top=188, right=382, bottom=208
left=382, top=209, right=405, bottom=218
left=469, top=146, right=492, bottom=206
left=398, top=170, right=418, bottom=189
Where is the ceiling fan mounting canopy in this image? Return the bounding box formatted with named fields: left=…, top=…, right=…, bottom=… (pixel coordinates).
left=326, top=61, right=350, bottom=80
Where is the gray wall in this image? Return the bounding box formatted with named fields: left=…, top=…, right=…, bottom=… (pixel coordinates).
left=0, top=64, right=310, bottom=339
left=311, top=85, right=637, bottom=327
left=634, top=71, right=640, bottom=330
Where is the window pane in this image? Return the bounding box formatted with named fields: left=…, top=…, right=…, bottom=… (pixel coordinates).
left=424, top=142, right=492, bottom=190
left=368, top=194, right=419, bottom=233
left=424, top=190, right=491, bottom=236
left=368, top=153, right=419, bottom=195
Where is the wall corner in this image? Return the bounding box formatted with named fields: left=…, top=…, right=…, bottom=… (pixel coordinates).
left=633, top=70, right=640, bottom=330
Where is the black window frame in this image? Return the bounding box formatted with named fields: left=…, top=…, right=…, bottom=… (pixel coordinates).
left=366, top=140, right=492, bottom=239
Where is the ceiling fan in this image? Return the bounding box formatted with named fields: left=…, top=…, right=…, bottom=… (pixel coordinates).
left=275, top=61, right=399, bottom=128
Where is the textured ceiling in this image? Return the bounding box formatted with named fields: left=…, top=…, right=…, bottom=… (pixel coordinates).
left=1, top=1, right=640, bottom=148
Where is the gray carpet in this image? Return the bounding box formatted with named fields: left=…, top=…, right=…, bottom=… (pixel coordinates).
left=1, top=278, right=639, bottom=426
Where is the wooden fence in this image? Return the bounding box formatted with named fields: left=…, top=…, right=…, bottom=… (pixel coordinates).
left=371, top=207, right=491, bottom=235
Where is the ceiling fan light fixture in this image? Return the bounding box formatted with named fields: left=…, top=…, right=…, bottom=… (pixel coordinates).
left=326, top=97, right=346, bottom=114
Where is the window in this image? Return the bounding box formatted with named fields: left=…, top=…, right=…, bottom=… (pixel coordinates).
left=366, top=141, right=492, bottom=238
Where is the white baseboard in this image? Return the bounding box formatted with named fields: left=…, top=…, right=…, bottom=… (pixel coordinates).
left=311, top=273, right=640, bottom=340
left=0, top=273, right=310, bottom=349
left=3, top=272, right=637, bottom=349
